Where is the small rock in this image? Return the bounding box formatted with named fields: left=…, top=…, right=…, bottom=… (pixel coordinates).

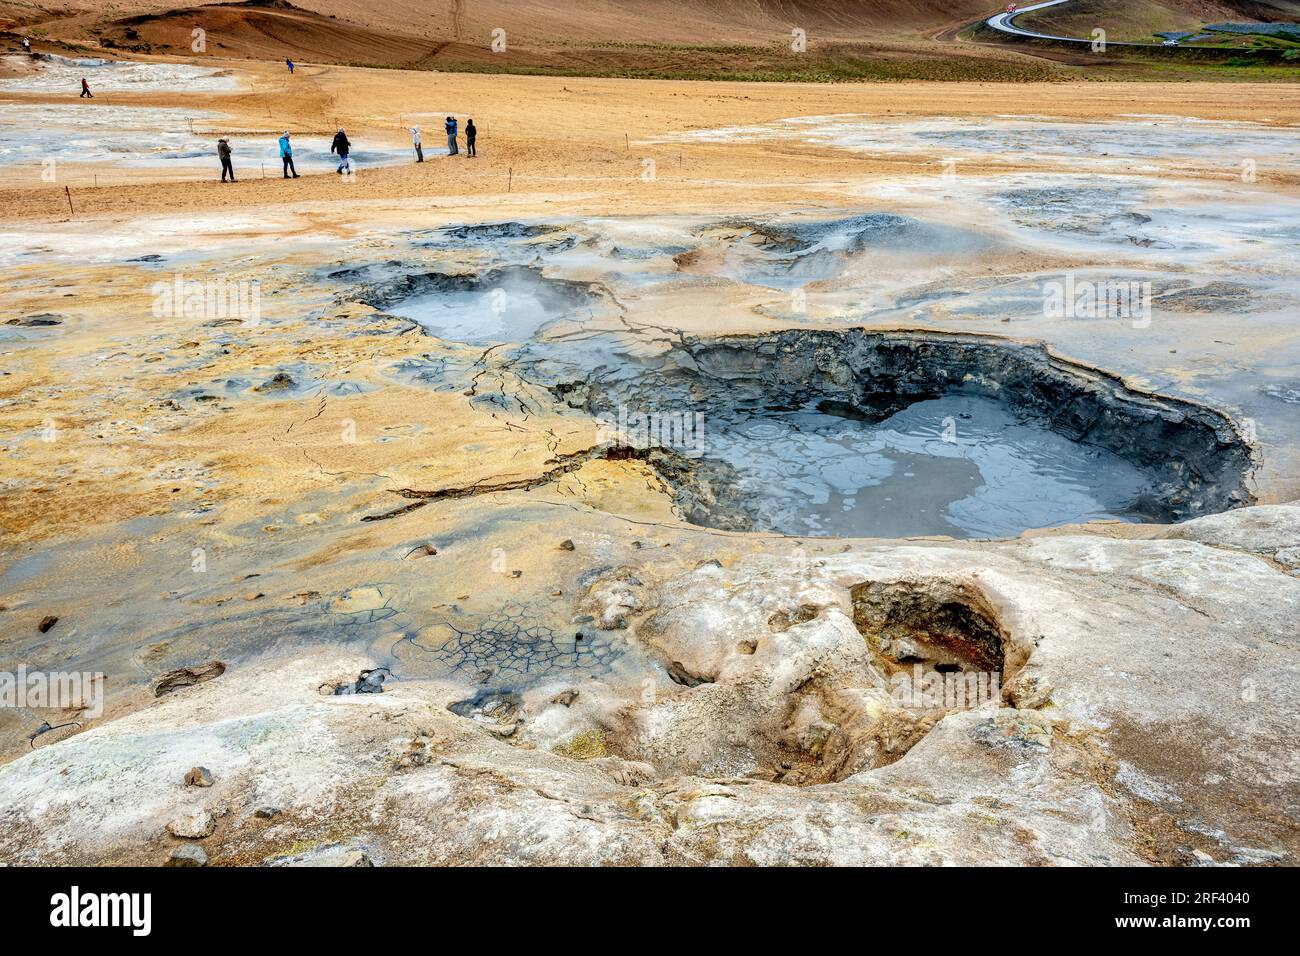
left=331, top=667, right=389, bottom=696
left=166, top=809, right=215, bottom=839
left=1004, top=674, right=1054, bottom=710
left=153, top=660, right=226, bottom=698
left=550, top=690, right=578, bottom=707
left=341, top=850, right=373, bottom=867
left=167, top=844, right=208, bottom=867
left=7, top=313, right=63, bottom=327
left=558, top=539, right=575, bottom=551
left=448, top=690, right=522, bottom=735
left=510, top=569, right=522, bottom=578
left=254, top=372, right=296, bottom=392
left=37, top=615, right=58, bottom=633
left=254, top=806, right=280, bottom=820
left=184, top=766, right=214, bottom=788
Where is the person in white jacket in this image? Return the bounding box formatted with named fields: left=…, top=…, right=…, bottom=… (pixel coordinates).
left=410, top=126, right=423, bottom=163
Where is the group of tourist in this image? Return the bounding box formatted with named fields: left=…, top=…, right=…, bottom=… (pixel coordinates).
left=407, top=116, right=477, bottom=163
left=214, top=118, right=476, bottom=183
left=38, top=38, right=478, bottom=183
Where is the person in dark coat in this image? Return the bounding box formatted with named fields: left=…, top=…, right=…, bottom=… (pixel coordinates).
left=331, top=128, right=352, bottom=174
left=465, top=119, right=477, bottom=157
left=217, top=138, right=235, bottom=182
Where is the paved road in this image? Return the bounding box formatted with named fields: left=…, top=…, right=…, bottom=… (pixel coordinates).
left=986, top=0, right=1176, bottom=48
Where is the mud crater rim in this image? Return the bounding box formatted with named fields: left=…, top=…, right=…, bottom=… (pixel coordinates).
left=563, top=328, right=1257, bottom=540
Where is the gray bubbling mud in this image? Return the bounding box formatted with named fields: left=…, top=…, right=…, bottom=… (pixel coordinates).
left=357, top=265, right=598, bottom=345
left=693, top=214, right=990, bottom=289
left=688, top=394, right=1159, bottom=538
left=545, top=329, right=1256, bottom=538
left=316, top=211, right=1265, bottom=538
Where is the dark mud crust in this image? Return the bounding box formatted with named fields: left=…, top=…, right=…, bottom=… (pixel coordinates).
left=353, top=265, right=593, bottom=318
left=578, top=328, right=1257, bottom=526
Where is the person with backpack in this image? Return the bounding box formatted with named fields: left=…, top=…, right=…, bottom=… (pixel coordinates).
left=217, top=138, right=235, bottom=182
left=278, top=131, right=299, bottom=178
left=465, top=118, right=477, bottom=157
left=332, top=128, right=352, bottom=174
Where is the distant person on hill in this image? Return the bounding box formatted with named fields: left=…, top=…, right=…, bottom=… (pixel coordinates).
left=217, top=137, right=235, bottom=183
left=79, top=77, right=92, bottom=98
left=22, top=37, right=31, bottom=54
left=445, top=115, right=458, bottom=155
left=278, top=131, right=299, bottom=178
left=465, top=118, right=476, bottom=157
left=286, top=58, right=294, bottom=74
left=410, top=126, right=423, bottom=163
left=332, top=128, right=352, bottom=174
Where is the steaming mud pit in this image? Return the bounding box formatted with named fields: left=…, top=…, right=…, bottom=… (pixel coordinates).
left=557, top=329, right=1254, bottom=538
left=0, top=62, right=1298, bottom=866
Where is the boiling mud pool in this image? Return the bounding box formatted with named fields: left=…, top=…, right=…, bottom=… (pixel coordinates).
left=704, top=393, right=1157, bottom=539
left=388, top=287, right=554, bottom=344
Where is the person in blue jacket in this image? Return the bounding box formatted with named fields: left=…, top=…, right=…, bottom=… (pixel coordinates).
left=445, top=115, right=458, bottom=155
left=278, top=131, right=299, bottom=178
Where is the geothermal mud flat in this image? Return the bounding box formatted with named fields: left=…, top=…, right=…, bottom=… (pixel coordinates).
left=0, top=58, right=1297, bottom=866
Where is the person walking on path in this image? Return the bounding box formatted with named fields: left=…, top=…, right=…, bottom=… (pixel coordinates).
left=410, top=126, right=423, bottom=163
left=217, top=138, right=235, bottom=182
left=278, top=131, right=299, bottom=178
left=286, top=58, right=294, bottom=74
left=79, top=77, right=92, bottom=98
left=445, top=115, right=458, bottom=155
left=332, top=128, right=352, bottom=174
left=465, top=118, right=477, bottom=157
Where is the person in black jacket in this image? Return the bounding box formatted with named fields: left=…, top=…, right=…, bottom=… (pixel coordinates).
left=332, top=128, right=352, bottom=174
left=465, top=119, right=477, bottom=157
left=217, top=138, right=235, bottom=182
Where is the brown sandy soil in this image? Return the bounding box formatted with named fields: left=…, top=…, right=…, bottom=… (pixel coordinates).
left=4, top=57, right=1300, bottom=202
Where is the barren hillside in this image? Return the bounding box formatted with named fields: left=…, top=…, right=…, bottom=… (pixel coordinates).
left=2, top=0, right=1298, bottom=79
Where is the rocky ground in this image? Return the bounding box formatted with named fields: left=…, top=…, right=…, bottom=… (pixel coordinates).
left=1, top=505, right=1297, bottom=865
left=0, top=54, right=1297, bottom=866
